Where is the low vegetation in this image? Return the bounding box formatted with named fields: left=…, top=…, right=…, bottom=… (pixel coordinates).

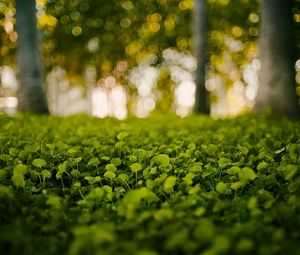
left=0, top=114, right=300, bottom=255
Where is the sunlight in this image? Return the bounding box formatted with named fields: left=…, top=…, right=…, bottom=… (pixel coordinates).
left=91, top=87, right=109, bottom=118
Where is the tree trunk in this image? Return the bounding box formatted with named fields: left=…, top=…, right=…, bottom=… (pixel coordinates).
left=15, top=0, right=49, bottom=113
left=255, top=0, right=299, bottom=118
left=193, top=0, right=209, bottom=114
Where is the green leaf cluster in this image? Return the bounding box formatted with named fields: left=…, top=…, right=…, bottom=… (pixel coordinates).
left=0, top=114, right=300, bottom=255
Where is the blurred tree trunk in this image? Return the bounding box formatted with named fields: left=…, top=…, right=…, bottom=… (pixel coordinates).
left=15, top=0, right=49, bottom=113
left=255, top=0, right=299, bottom=118
left=193, top=0, right=209, bottom=114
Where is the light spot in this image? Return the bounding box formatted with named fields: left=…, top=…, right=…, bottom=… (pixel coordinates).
left=249, top=13, right=259, bottom=23
left=72, top=26, right=82, bottom=36
left=149, top=22, right=160, bottom=33
left=120, top=18, right=131, bottom=28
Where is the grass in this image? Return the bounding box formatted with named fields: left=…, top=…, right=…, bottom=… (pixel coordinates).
left=0, top=113, right=300, bottom=255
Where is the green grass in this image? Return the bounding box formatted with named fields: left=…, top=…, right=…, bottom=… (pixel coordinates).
left=0, top=114, right=300, bottom=255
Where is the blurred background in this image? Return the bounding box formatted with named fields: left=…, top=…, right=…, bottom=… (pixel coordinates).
left=0, top=0, right=300, bottom=118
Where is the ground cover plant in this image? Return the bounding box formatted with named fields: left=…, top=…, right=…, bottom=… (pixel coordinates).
left=0, top=114, right=300, bottom=255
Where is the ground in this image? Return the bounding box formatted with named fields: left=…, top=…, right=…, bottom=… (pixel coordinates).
left=0, top=114, right=300, bottom=255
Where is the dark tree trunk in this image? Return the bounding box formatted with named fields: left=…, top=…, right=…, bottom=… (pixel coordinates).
left=255, top=0, right=299, bottom=118
left=193, top=0, right=209, bottom=114
left=15, top=0, right=49, bottom=113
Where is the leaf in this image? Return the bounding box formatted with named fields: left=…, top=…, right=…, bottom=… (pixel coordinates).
left=105, top=164, right=117, bottom=172
left=12, top=174, right=25, bottom=188
left=231, top=182, right=242, bottom=190
left=69, top=157, right=82, bottom=166
left=183, top=173, right=195, bottom=186
left=163, top=176, right=177, bottom=193
left=151, top=154, right=170, bottom=165
left=71, top=169, right=81, bottom=178
left=237, top=145, right=249, bottom=155
left=216, top=182, right=227, bottom=194
left=117, top=132, right=128, bottom=140
left=206, top=144, right=217, bottom=156
left=32, top=158, right=47, bottom=168
left=288, top=177, right=300, bottom=193
left=149, top=167, right=157, bottom=175
left=284, top=165, right=297, bottom=181
left=0, top=154, right=12, bottom=161
left=13, top=164, right=27, bottom=175
left=238, top=167, right=256, bottom=182
left=110, top=158, right=122, bottom=166
left=130, top=163, right=143, bottom=173
left=9, top=148, right=19, bottom=156
left=275, top=147, right=285, bottom=154
left=159, top=163, right=172, bottom=172
left=86, top=157, right=100, bottom=167
left=42, top=170, right=52, bottom=179
left=104, top=171, right=116, bottom=179
left=118, top=173, right=129, bottom=182
left=47, top=196, right=62, bottom=209
left=257, top=162, right=268, bottom=171
left=227, top=166, right=241, bottom=175
left=194, top=207, right=206, bottom=217
left=189, top=163, right=203, bottom=173
left=58, top=162, right=67, bottom=172
left=218, top=158, right=231, bottom=169
left=24, top=144, right=40, bottom=153
left=84, top=176, right=101, bottom=185
left=154, top=208, right=173, bottom=222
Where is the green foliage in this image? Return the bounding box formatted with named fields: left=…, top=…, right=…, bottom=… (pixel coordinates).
left=32, top=158, right=47, bottom=168
left=0, top=114, right=300, bottom=255
left=130, top=163, right=143, bottom=173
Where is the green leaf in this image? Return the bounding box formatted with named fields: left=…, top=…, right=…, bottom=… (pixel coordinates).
left=13, top=164, right=27, bottom=175
left=130, top=163, right=143, bottom=173
left=237, top=145, right=249, bottom=155
left=117, top=132, right=128, bottom=140
left=69, top=157, right=82, bottom=166
left=32, top=158, right=47, bottom=168
left=238, top=167, right=256, bottom=182
left=12, top=174, right=25, bottom=188
left=183, top=173, right=195, bottom=186
left=206, top=144, right=217, bottom=156
left=0, top=154, right=12, bottom=161
left=118, top=173, right=129, bottom=182
left=24, top=144, right=39, bottom=153
left=163, top=176, right=177, bottom=193
left=110, top=157, right=122, bottom=166
left=216, top=182, right=227, bottom=194
left=159, top=163, right=172, bottom=172
left=284, top=165, right=297, bottom=181
left=71, top=169, right=81, bottom=178
left=84, top=176, right=101, bottom=185
left=231, top=182, right=242, bottom=190
left=47, top=196, right=62, bottom=209
left=104, top=171, right=116, bottom=179
left=151, top=154, right=170, bottom=165
left=86, top=158, right=100, bottom=167
left=288, top=177, right=300, bottom=193
left=154, top=208, right=173, bottom=222
left=227, top=166, right=241, bottom=175
left=9, top=148, right=19, bottom=156
left=257, top=162, right=268, bottom=171
left=42, top=170, right=52, bottom=179
left=275, top=147, right=285, bottom=154
left=218, top=158, right=231, bottom=169
left=194, top=207, right=206, bottom=217
left=189, top=163, right=203, bottom=173
left=58, top=162, right=67, bottom=172
left=105, top=164, right=117, bottom=172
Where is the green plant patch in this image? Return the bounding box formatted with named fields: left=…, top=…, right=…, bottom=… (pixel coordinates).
left=0, top=113, right=300, bottom=255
